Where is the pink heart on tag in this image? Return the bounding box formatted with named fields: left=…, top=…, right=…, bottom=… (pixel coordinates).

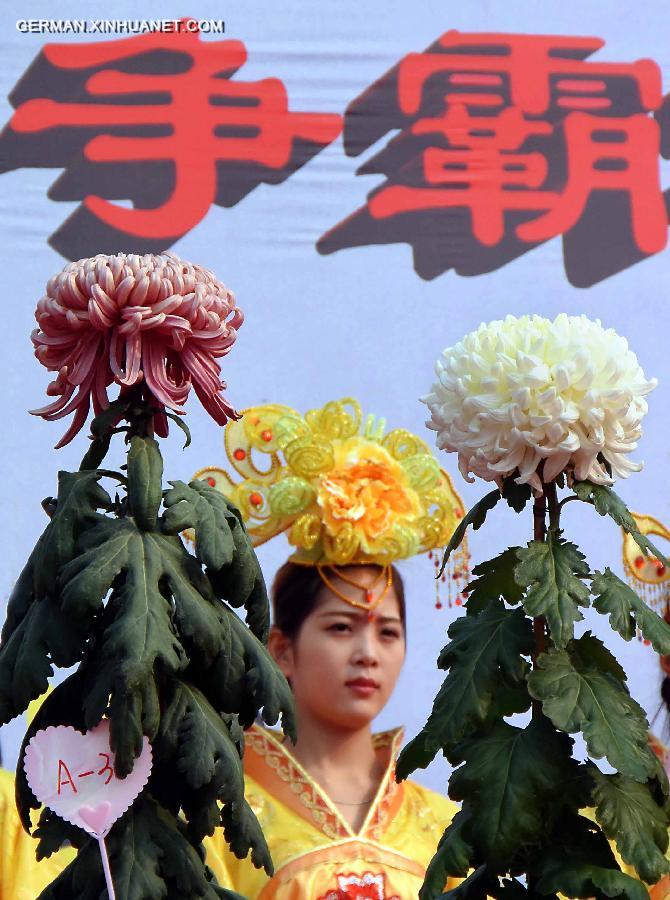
left=79, top=801, right=112, bottom=837
left=24, top=720, right=152, bottom=838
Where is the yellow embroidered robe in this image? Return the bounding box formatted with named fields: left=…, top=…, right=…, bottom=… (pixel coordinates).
left=0, top=726, right=457, bottom=899
left=206, top=724, right=459, bottom=899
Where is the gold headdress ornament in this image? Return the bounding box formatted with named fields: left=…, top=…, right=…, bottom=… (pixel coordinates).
left=193, top=398, right=469, bottom=613
left=622, top=512, right=670, bottom=771
left=622, top=513, right=670, bottom=617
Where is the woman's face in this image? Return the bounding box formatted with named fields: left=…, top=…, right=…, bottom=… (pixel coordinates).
left=270, top=566, right=406, bottom=731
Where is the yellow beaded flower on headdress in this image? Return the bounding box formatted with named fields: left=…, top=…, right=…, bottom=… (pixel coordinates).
left=193, top=398, right=469, bottom=610
left=622, top=512, right=670, bottom=614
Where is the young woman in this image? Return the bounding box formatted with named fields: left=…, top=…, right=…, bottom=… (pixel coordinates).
left=205, top=561, right=459, bottom=898
left=198, top=397, right=469, bottom=897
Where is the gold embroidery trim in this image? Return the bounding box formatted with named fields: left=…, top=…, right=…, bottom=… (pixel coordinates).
left=362, top=729, right=404, bottom=840
left=246, top=726, right=404, bottom=841
left=246, top=728, right=346, bottom=839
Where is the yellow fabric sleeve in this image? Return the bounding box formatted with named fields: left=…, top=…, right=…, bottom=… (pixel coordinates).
left=0, top=768, right=75, bottom=900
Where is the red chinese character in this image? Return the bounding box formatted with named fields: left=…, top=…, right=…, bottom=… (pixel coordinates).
left=319, top=32, right=668, bottom=286
left=9, top=22, right=341, bottom=241
left=397, top=31, right=661, bottom=116
left=366, top=105, right=666, bottom=255
left=369, top=105, right=553, bottom=246
left=518, top=112, right=666, bottom=254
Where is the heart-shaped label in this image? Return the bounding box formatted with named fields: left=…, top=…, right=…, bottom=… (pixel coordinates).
left=24, top=720, right=152, bottom=837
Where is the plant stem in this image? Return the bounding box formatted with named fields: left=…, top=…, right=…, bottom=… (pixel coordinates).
left=125, top=386, right=155, bottom=440
left=557, top=494, right=579, bottom=513
left=533, top=491, right=546, bottom=543
left=532, top=488, right=547, bottom=719
left=545, top=479, right=560, bottom=533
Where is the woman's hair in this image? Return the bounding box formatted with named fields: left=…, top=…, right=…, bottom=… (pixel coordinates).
left=271, top=562, right=406, bottom=640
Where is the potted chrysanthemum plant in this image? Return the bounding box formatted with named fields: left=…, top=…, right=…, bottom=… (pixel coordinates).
left=0, top=253, right=294, bottom=899
left=398, top=314, right=670, bottom=900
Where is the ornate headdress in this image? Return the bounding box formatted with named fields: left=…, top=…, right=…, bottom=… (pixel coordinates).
left=622, top=512, right=670, bottom=771
left=622, top=512, right=670, bottom=614
left=192, top=398, right=469, bottom=612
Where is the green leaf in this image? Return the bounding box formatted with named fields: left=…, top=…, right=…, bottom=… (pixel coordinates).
left=89, top=396, right=129, bottom=439
left=539, top=865, right=648, bottom=900
left=38, top=794, right=234, bottom=900
left=35, top=839, right=102, bottom=900
left=515, top=532, right=590, bottom=648
left=109, top=680, right=160, bottom=776
left=420, top=810, right=474, bottom=899
left=33, top=470, right=111, bottom=599
left=501, top=476, right=532, bottom=513
left=220, top=798, right=274, bottom=874
left=127, top=436, right=163, bottom=531
left=140, top=798, right=223, bottom=898
left=449, top=718, right=577, bottom=871
left=496, top=879, right=540, bottom=900
left=93, top=795, right=228, bottom=900
left=149, top=532, right=227, bottom=668
left=464, top=549, right=525, bottom=616
left=197, top=607, right=295, bottom=741
left=228, top=609, right=295, bottom=734
left=164, top=411, right=192, bottom=449
left=528, top=635, right=656, bottom=782
left=63, top=511, right=293, bottom=770
left=212, top=561, right=270, bottom=646
left=33, top=808, right=226, bottom=900
left=181, top=777, right=232, bottom=849
left=397, top=601, right=533, bottom=778
left=573, top=481, right=670, bottom=566
left=532, top=813, right=649, bottom=900
left=207, top=515, right=270, bottom=643
left=441, top=866, right=495, bottom=900
left=0, top=593, right=87, bottom=723
left=0, top=557, right=35, bottom=645
left=34, top=808, right=86, bottom=860
left=107, top=802, right=165, bottom=900
left=172, top=681, right=243, bottom=791
left=61, top=518, right=187, bottom=774
left=591, top=569, right=636, bottom=641
left=590, top=766, right=670, bottom=884
left=438, top=488, right=501, bottom=577
left=156, top=679, right=245, bottom=817
left=79, top=431, right=112, bottom=472
left=591, top=568, right=670, bottom=654
left=448, top=718, right=578, bottom=867
left=162, top=480, right=237, bottom=571
left=163, top=482, right=270, bottom=642
left=79, top=397, right=128, bottom=471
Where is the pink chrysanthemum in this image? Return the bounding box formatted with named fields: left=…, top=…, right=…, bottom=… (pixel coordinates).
left=31, top=252, right=243, bottom=447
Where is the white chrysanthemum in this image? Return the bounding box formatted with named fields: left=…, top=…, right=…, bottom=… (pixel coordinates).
left=423, top=314, right=656, bottom=493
